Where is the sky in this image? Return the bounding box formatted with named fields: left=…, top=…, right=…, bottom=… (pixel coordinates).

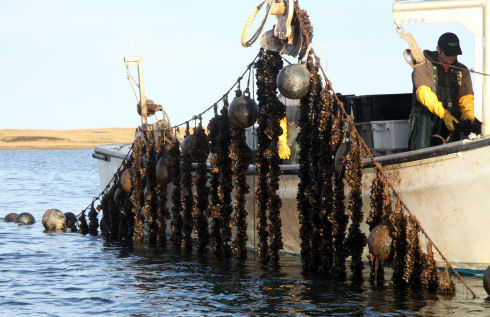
left=0, top=0, right=478, bottom=129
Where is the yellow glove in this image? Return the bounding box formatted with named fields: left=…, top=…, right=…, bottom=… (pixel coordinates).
left=416, top=85, right=446, bottom=118
left=278, top=117, right=290, bottom=159
left=442, top=110, right=459, bottom=132
left=459, top=95, right=475, bottom=123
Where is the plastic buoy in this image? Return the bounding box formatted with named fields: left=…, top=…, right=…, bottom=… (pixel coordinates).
left=367, top=224, right=392, bottom=262
left=181, top=133, right=210, bottom=162
left=484, top=265, right=490, bottom=296
left=4, top=213, right=18, bottom=222
left=42, top=209, right=66, bottom=231
left=156, top=155, right=171, bottom=185
left=114, top=186, right=127, bottom=205
left=276, top=63, right=311, bottom=100
left=14, top=212, right=35, bottom=225
left=64, top=212, right=77, bottom=230
left=228, top=91, right=258, bottom=129
left=120, top=168, right=132, bottom=193
left=334, top=140, right=351, bottom=177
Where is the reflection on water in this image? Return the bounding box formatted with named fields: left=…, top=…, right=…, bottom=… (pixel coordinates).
left=0, top=150, right=489, bottom=316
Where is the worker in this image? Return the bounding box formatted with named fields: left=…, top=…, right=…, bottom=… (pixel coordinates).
left=409, top=32, right=475, bottom=150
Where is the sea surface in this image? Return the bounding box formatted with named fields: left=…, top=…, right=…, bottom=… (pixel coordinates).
left=0, top=150, right=488, bottom=316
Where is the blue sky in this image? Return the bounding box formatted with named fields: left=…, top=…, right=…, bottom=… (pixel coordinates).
left=0, top=0, right=476, bottom=129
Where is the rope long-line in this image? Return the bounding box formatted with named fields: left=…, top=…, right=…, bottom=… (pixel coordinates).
left=311, top=49, right=477, bottom=299
left=77, top=140, right=135, bottom=218
left=80, top=52, right=263, bottom=219
left=295, top=0, right=476, bottom=298
left=171, top=50, right=263, bottom=129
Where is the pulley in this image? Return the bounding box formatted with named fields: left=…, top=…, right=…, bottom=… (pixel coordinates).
left=241, top=0, right=300, bottom=57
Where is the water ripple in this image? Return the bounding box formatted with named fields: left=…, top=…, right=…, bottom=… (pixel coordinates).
left=0, top=150, right=489, bottom=316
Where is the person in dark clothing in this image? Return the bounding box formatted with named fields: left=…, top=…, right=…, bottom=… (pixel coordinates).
left=409, top=32, right=475, bottom=150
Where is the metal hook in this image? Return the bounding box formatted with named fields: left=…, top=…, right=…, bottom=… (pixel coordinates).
left=247, top=67, right=253, bottom=90
left=395, top=24, right=404, bottom=35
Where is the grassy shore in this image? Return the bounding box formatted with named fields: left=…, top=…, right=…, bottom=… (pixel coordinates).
left=0, top=128, right=136, bottom=150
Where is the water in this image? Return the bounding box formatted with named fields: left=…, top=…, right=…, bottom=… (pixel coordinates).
left=0, top=150, right=489, bottom=316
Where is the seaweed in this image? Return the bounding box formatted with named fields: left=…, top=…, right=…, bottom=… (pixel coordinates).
left=254, top=49, right=284, bottom=264
left=218, top=99, right=234, bottom=258
left=130, top=135, right=146, bottom=242
left=193, top=124, right=210, bottom=253
left=318, top=89, right=335, bottom=274
left=422, top=241, right=440, bottom=292
left=230, top=125, right=249, bottom=260
left=390, top=200, right=408, bottom=287
left=440, top=263, right=455, bottom=296
left=255, top=49, right=272, bottom=263
left=88, top=201, right=99, bottom=236
left=155, top=130, right=170, bottom=248
left=181, top=123, right=195, bottom=251
left=301, top=56, right=323, bottom=271
left=170, top=136, right=183, bottom=250
left=77, top=210, right=88, bottom=235
left=332, top=110, right=348, bottom=280
left=367, top=170, right=390, bottom=286
left=403, top=218, right=423, bottom=287
left=144, top=131, right=159, bottom=245
left=296, top=58, right=314, bottom=271
left=208, top=108, right=225, bottom=257
left=344, top=132, right=366, bottom=283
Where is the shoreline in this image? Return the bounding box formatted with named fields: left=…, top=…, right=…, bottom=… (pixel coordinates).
left=0, top=128, right=136, bottom=150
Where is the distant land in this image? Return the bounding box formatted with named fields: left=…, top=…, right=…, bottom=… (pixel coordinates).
left=0, top=128, right=136, bottom=150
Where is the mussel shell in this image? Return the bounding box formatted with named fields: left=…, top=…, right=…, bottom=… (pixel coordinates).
left=276, top=63, right=311, bottom=100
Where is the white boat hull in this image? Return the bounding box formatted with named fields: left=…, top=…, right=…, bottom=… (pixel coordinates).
left=93, top=138, right=490, bottom=273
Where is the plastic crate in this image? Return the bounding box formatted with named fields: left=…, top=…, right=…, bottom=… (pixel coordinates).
left=354, top=122, right=374, bottom=149
left=245, top=125, right=258, bottom=150
left=371, top=120, right=409, bottom=150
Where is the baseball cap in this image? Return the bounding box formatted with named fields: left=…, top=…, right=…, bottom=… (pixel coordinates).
left=438, top=32, right=462, bottom=56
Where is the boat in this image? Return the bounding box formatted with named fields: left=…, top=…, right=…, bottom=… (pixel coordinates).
left=93, top=0, right=490, bottom=274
